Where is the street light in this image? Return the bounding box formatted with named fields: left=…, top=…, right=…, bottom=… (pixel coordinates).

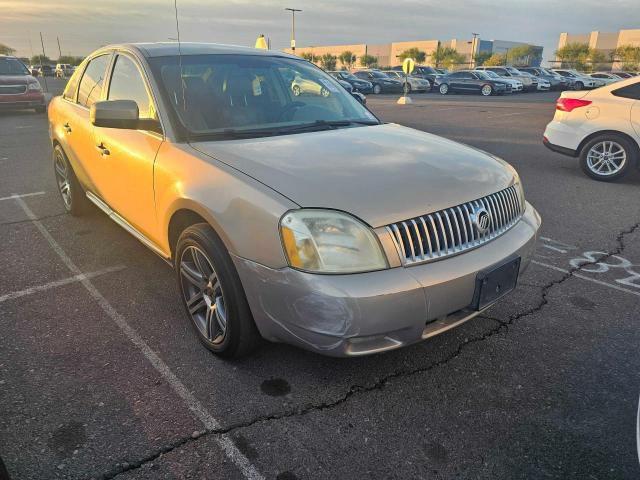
left=285, top=8, right=302, bottom=52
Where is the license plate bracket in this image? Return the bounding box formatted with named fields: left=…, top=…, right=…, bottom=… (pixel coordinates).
left=471, top=256, right=521, bottom=311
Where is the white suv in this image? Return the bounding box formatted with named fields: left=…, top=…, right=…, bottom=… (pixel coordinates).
left=543, top=77, right=640, bottom=181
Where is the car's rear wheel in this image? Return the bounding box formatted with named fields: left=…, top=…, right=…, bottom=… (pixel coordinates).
left=579, top=135, right=635, bottom=182
left=481, top=84, right=493, bottom=96
left=53, top=145, right=90, bottom=216
left=439, top=83, right=449, bottom=95
left=373, top=84, right=382, bottom=94
left=574, top=81, right=584, bottom=90
left=175, top=223, right=261, bottom=358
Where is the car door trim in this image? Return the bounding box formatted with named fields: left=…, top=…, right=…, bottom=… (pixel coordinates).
left=86, top=191, right=170, bottom=260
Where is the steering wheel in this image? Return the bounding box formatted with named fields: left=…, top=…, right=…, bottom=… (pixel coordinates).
left=277, top=102, right=305, bottom=122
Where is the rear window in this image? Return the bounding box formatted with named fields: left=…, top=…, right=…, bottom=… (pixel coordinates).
left=612, top=82, right=640, bottom=100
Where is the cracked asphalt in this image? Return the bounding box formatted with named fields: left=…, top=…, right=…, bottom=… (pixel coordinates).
left=1, top=81, right=639, bottom=479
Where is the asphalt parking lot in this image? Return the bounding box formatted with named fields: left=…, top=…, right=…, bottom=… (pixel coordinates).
left=1, top=80, right=639, bottom=479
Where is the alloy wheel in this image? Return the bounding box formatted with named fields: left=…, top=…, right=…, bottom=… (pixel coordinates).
left=481, top=85, right=492, bottom=96
left=179, top=245, right=228, bottom=344
left=586, top=140, right=627, bottom=176
left=439, top=84, right=449, bottom=94
left=54, top=151, right=72, bottom=210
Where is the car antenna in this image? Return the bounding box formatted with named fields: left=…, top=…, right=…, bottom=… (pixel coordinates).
left=173, top=0, right=187, bottom=117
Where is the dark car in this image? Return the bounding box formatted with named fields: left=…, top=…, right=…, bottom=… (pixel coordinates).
left=336, top=78, right=367, bottom=104
left=391, top=65, right=443, bottom=90
left=518, top=66, right=567, bottom=90
left=0, top=56, right=46, bottom=113
left=352, top=69, right=404, bottom=94
left=435, top=70, right=511, bottom=96
left=327, top=71, right=373, bottom=94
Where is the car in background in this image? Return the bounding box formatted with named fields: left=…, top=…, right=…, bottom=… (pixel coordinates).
left=611, top=71, right=635, bottom=79
left=522, top=72, right=550, bottom=91
left=475, top=66, right=536, bottom=91
left=55, top=63, right=74, bottom=78
left=327, top=71, right=373, bottom=94
left=543, top=77, right=640, bottom=181
left=589, top=72, right=623, bottom=85
left=551, top=69, right=598, bottom=90
left=291, top=73, right=331, bottom=97
left=0, top=55, right=46, bottom=113
left=33, top=64, right=55, bottom=77
left=336, top=78, right=367, bottom=104
left=381, top=70, right=430, bottom=92
left=474, top=69, right=522, bottom=92
left=48, top=42, right=540, bottom=357
left=353, top=69, right=403, bottom=94
left=390, top=65, right=443, bottom=89
left=435, top=70, right=510, bottom=96
left=518, top=67, right=567, bottom=90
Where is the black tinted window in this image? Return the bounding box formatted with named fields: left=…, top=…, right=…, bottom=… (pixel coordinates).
left=108, top=55, right=153, bottom=118
left=612, top=82, right=640, bottom=100
left=77, top=55, right=110, bottom=108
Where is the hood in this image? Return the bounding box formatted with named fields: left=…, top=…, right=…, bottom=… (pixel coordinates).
left=0, top=75, right=34, bottom=85
left=192, top=123, right=517, bottom=227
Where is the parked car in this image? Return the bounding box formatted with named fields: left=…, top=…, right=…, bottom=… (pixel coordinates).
left=48, top=42, right=540, bottom=357
left=611, top=71, right=635, bottom=79
left=475, top=66, right=536, bottom=91
left=55, top=63, right=74, bottom=78
left=551, top=69, right=598, bottom=90
left=520, top=72, right=550, bottom=91
left=543, top=77, right=640, bottom=181
left=589, top=72, right=623, bottom=85
left=353, top=69, right=404, bottom=94
left=291, top=73, right=330, bottom=97
left=0, top=55, right=46, bottom=113
left=381, top=70, right=430, bottom=92
left=518, top=67, right=567, bottom=90
left=477, top=69, right=522, bottom=92
left=390, top=65, right=443, bottom=90
left=336, top=78, right=366, bottom=104
left=33, top=64, right=55, bottom=77
left=327, top=71, right=373, bottom=94
left=435, top=70, right=511, bottom=96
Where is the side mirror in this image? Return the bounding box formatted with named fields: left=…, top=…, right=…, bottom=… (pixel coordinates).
left=91, top=100, right=162, bottom=133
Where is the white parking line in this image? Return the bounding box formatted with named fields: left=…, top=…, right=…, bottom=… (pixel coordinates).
left=0, top=265, right=126, bottom=303
left=532, top=260, right=640, bottom=298
left=0, top=191, right=45, bottom=202
left=14, top=197, right=264, bottom=480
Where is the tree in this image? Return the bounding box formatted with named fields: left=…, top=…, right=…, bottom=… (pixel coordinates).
left=506, top=45, right=541, bottom=66
left=30, top=54, right=51, bottom=65
left=359, top=54, right=378, bottom=68
left=612, top=44, right=640, bottom=71
left=429, top=46, right=463, bottom=68
left=473, top=51, right=492, bottom=66
left=300, top=52, right=317, bottom=63
left=398, top=47, right=426, bottom=64
left=483, top=53, right=505, bottom=66
left=319, top=53, right=337, bottom=71
left=338, top=50, right=356, bottom=70
left=0, top=43, right=16, bottom=55
left=554, top=42, right=603, bottom=71
left=57, top=55, right=85, bottom=66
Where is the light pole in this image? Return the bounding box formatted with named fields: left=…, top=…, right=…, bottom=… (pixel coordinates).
left=285, top=8, right=302, bottom=52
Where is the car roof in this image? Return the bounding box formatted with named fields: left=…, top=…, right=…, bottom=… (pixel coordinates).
left=93, top=42, right=298, bottom=59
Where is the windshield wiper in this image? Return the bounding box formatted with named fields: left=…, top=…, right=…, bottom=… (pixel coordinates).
left=273, top=119, right=379, bottom=133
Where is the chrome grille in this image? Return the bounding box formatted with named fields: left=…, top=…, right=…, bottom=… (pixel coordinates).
left=387, top=185, right=524, bottom=266
left=0, top=85, right=27, bottom=95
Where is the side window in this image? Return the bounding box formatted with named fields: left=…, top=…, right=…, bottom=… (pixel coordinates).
left=108, top=55, right=153, bottom=119
left=612, top=83, right=640, bottom=100
left=77, top=55, right=110, bottom=108
left=62, top=65, right=83, bottom=100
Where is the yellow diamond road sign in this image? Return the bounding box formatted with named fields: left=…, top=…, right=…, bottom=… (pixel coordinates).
left=402, top=58, right=415, bottom=75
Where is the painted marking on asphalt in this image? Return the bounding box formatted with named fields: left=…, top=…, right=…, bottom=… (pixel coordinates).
left=485, top=111, right=527, bottom=119
left=0, top=191, right=45, bottom=202
left=532, top=260, right=640, bottom=298
left=13, top=197, right=264, bottom=480
left=0, top=266, right=126, bottom=303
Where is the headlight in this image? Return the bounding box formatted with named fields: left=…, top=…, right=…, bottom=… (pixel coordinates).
left=280, top=209, right=387, bottom=273
left=27, top=82, right=42, bottom=92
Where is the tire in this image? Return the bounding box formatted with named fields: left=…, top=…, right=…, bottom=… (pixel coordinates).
left=35, top=105, right=46, bottom=113
left=373, top=84, right=382, bottom=94
left=579, top=134, right=636, bottom=182
left=575, top=81, right=584, bottom=90
left=439, top=83, right=449, bottom=95
left=292, top=85, right=301, bottom=96
left=53, top=144, right=90, bottom=216
left=175, top=223, right=261, bottom=358
left=481, top=84, right=493, bottom=96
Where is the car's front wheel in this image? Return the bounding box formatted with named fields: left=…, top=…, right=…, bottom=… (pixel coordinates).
left=574, top=81, right=584, bottom=90
left=439, top=83, right=449, bottom=95
left=175, top=223, right=261, bottom=358
left=481, top=84, right=493, bottom=96
left=53, top=145, right=90, bottom=216
left=579, top=135, right=635, bottom=182
left=373, top=84, right=382, bottom=94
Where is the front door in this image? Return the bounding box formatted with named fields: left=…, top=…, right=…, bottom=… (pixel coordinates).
left=93, top=53, right=163, bottom=240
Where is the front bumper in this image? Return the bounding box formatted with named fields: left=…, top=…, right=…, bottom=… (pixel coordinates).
left=234, top=203, right=541, bottom=357
left=0, top=92, right=45, bottom=110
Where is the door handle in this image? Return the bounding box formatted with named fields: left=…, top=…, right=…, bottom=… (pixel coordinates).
left=96, top=143, right=110, bottom=156
left=63, top=122, right=72, bottom=134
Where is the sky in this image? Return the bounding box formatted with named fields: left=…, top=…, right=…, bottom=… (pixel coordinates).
left=0, top=0, right=637, bottom=64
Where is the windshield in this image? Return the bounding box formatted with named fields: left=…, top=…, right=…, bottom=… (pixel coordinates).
left=474, top=71, right=492, bottom=80
left=149, top=54, right=378, bottom=139
left=340, top=72, right=359, bottom=81
left=369, top=70, right=389, bottom=79
left=480, top=70, right=499, bottom=78
left=505, top=67, right=522, bottom=75
left=0, top=57, right=29, bottom=76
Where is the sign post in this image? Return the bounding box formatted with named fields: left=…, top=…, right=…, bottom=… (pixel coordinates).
left=397, top=57, right=415, bottom=105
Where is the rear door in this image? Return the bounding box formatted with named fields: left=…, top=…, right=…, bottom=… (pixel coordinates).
left=613, top=82, right=640, bottom=140
left=92, top=52, right=164, bottom=239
